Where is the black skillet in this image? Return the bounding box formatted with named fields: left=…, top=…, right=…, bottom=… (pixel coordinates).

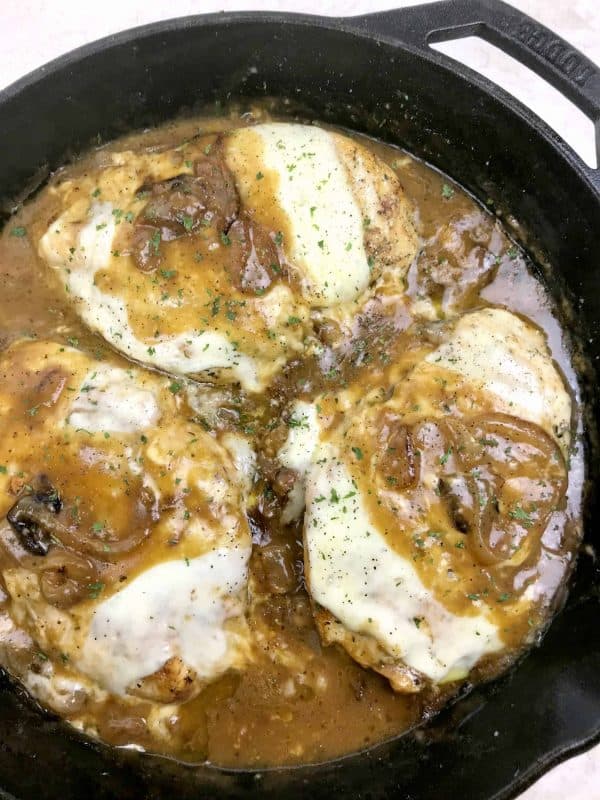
left=0, top=1, right=599, bottom=798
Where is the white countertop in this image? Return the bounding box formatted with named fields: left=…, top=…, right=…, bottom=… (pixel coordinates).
left=1, top=1, right=599, bottom=797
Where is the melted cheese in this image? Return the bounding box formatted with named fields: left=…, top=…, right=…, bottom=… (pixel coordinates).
left=226, top=123, right=418, bottom=309
left=40, top=203, right=262, bottom=391
left=67, top=365, right=160, bottom=433
left=277, top=400, right=320, bottom=523
left=78, top=546, right=249, bottom=695
left=226, top=124, right=371, bottom=306
left=0, top=339, right=253, bottom=704
left=305, top=450, right=502, bottom=682
left=423, top=308, right=571, bottom=450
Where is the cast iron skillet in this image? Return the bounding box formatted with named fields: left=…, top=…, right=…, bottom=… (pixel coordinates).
left=0, top=1, right=599, bottom=798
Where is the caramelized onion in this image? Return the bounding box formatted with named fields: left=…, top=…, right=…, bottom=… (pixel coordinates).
left=377, top=414, right=418, bottom=491
left=39, top=549, right=99, bottom=608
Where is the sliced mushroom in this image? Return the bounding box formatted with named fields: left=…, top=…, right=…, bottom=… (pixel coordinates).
left=227, top=215, right=283, bottom=294
left=131, top=145, right=239, bottom=271
left=6, top=476, right=62, bottom=556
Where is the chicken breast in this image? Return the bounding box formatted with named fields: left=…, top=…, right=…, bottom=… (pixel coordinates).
left=0, top=339, right=252, bottom=714
left=278, top=308, right=572, bottom=690
left=37, top=123, right=418, bottom=392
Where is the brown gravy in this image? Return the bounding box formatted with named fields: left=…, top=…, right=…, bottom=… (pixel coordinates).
left=0, top=106, right=583, bottom=768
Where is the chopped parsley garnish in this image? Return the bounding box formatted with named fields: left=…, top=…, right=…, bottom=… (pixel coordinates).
left=330, top=488, right=340, bottom=503
left=10, top=226, right=26, bottom=238
left=439, top=447, right=452, bottom=465
left=441, top=183, right=455, bottom=199
left=287, top=316, right=302, bottom=326
left=169, top=381, right=183, bottom=394
left=274, top=231, right=284, bottom=246
left=220, top=232, right=231, bottom=247
left=160, top=269, right=177, bottom=279
left=182, top=215, right=194, bottom=232
left=150, top=230, right=161, bottom=255
left=287, top=415, right=308, bottom=429
left=0, top=466, right=7, bottom=474
left=256, top=171, right=264, bottom=180
left=91, top=521, right=104, bottom=533
left=509, top=505, right=533, bottom=527
left=88, top=581, right=105, bottom=600
left=351, top=446, right=364, bottom=461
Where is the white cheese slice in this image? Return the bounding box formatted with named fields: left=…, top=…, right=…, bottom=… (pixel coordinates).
left=77, top=546, right=249, bottom=696
left=425, top=308, right=571, bottom=450
left=39, top=204, right=261, bottom=391
left=67, top=365, right=160, bottom=433
left=305, top=449, right=503, bottom=682
left=226, top=124, right=371, bottom=306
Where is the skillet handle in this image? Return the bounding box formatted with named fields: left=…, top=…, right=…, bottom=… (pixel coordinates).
left=348, top=0, right=600, bottom=169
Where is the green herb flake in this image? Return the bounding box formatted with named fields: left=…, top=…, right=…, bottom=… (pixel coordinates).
left=10, top=226, right=26, bottom=238
left=351, top=446, right=364, bottom=461
left=509, top=505, right=533, bottom=527
left=441, top=183, right=455, bottom=200
left=439, top=447, right=452, bottom=465
left=182, top=215, right=194, bottom=232
left=88, top=581, right=105, bottom=600
left=169, top=381, right=183, bottom=394
left=151, top=230, right=161, bottom=255
left=256, top=171, right=264, bottom=180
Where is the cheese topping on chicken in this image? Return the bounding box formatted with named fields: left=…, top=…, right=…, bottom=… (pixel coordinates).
left=279, top=309, right=571, bottom=688
left=0, top=339, right=252, bottom=709
left=37, top=123, right=417, bottom=392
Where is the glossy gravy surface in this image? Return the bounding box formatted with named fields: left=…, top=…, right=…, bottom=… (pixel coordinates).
left=0, top=107, right=583, bottom=767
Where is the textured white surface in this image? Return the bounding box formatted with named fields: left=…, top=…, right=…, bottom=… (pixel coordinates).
left=1, top=0, right=599, bottom=797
